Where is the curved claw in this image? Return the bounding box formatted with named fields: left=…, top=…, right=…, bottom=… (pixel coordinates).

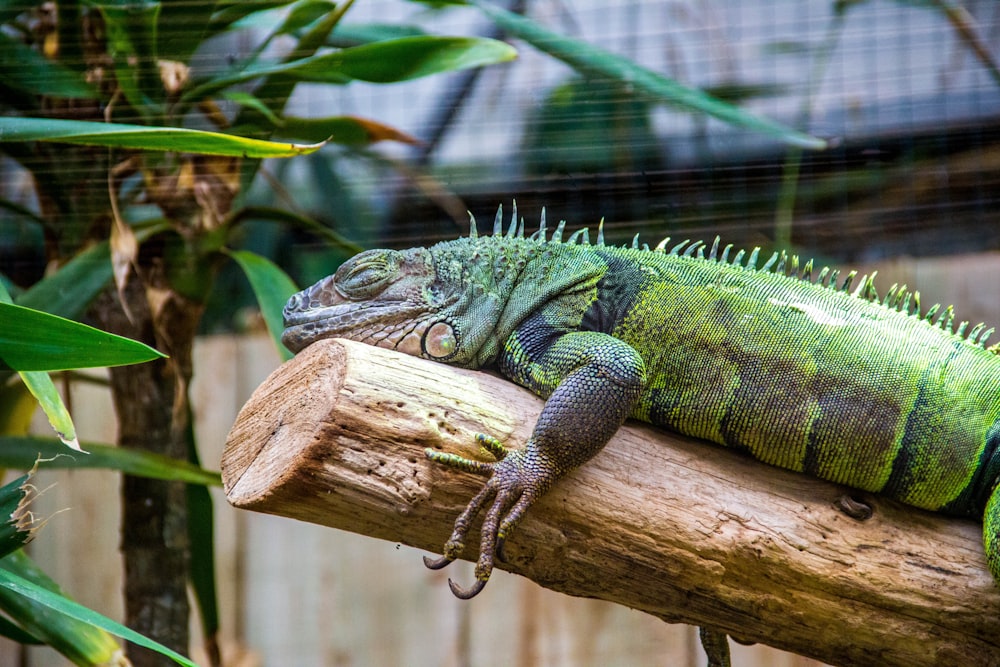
left=495, top=535, right=508, bottom=564
left=448, top=577, right=487, bottom=599
left=423, top=554, right=454, bottom=570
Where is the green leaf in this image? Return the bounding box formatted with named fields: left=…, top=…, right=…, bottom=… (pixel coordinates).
left=0, top=550, right=198, bottom=667
left=183, top=36, right=517, bottom=101
left=16, top=241, right=115, bottom=320
left=0, top=612, right=42, bottom=645
left=95, top=2, right=163, bottom=120
left=0, top=2, right=33, bottom=26
left=209, top=0, right=298, bottom=35
left=329, top=22, right=429, bottom=47
left=294, top=35, right=518, bottom=83
left=0, top=33, right=97, bottom=100
left=221, top=91, right=285, bottom=126
left=467, top=1, right=827, bottom=150
left=279, top=115, right=420, bottom=145
left=0, top=282, right=79, bottom=450
left=0, top=551, right=123, bottom=666
left=0, top=302, right=165, bottom=372
left=0, top=117, right=326, bottom=158
left=158, top=0, right=219, bottom=63
left=275, top=0, right=338, bottom=36
left=0, top=436, right=222, bottom=486
left=187, top=436, right=220, bottom=648
left=0, top=197, right=46, bottom=228
left=227, top=250, right=298, bottom=360
left=16, top=371, right=79, bottom=451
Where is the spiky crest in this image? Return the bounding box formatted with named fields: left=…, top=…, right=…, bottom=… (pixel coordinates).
left=506, top=200, right=520, bottom=238
left=465, top=206, right=994, bottom=349
left=492, top=204, right=503, bottom=235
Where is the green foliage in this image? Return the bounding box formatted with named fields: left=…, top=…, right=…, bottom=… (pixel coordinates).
left=0, top=436, right=222, bottom=485
left=0, top=302, right=164, bottom=372
left=0, top=0, right=861, bottom=662
left=523, top=76, right=662, bottom=175
left=449, top=0, right=828, bottom=150
left=0, top=117, right=325, bottom=157
left=181, top=35, right=515, bottom=101
left=0, top=0, right=519, bottom=662
left=228, top=250, right=299, bottom=360
left=0, top=551, right=197, bottom=667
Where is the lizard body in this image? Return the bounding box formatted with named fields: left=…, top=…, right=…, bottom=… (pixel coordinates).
left=282, top=205, right=1000, bottom=621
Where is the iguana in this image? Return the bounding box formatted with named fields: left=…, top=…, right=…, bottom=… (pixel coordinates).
left=281, top=204, right=1000, bottom=662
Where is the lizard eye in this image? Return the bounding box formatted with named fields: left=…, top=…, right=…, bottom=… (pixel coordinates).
left=334, top=250, right=400, bottom=299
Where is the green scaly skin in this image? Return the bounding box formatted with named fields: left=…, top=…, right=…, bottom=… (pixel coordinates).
left=282, top=205, right=1000, bottom=621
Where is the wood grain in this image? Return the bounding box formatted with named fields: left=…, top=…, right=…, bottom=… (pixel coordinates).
left=222, top=337, right=1000, bottom=667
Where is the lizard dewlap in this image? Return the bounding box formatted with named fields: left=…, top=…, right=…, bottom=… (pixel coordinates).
left=282, top=204, right=1000, bottom=603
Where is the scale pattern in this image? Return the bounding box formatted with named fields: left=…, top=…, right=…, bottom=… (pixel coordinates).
left=282, top=204, right=1000, bottom=600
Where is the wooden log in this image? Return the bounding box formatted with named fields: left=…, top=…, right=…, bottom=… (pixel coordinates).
left=221, top=337, right=1000, bottom=667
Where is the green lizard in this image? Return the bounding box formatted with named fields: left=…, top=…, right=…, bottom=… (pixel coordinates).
left=282, top=204, right=1000, bottom=657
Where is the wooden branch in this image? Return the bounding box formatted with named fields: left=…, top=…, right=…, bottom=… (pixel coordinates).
left=222, top=338, right=1000, bottom=667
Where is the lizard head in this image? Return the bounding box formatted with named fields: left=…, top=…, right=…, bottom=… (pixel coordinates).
left=281, top=239, right=505, bottom=368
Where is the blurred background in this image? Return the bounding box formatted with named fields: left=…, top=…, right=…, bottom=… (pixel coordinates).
left=1, top=0, right=999, bottom=665
left=214, top=0, right=1000, bottom=334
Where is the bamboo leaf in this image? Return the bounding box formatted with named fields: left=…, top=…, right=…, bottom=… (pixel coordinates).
left=0, top=550, right=199, bottom=667
left=209, top=0, right=298, bottom=35
left=0, top=551, right=123, bottom=666
left=16, top=242, right=115, bottom=320
left=186, top=443, right=220, bottom=651
left=0, top=302, right=165, bottom=372
left=294, top=35, right=517, bottom=83
left=183, top=35, right=517, bottom=101
left=227, top=250, right=298, bottom=360
left=0, top=117, right=325, bottom=158
left=466, top=1, right=827, bottom=150
left=0, top=33, right=97, bottom=100
left=275, top=0, right=337, bottom=36
left=16, top=371, right=79, bottom=451
left=94, top=2, right=163, bottom=120
left=0, top=613, right=41, bottom=645
left=329, top=22, right=428, bottom=47
left=0, top=436, right=222, bottom=486
left=0, top=197, right=46, bottom=228
left=278, top=115, right=421, bottom=144
left=158, top=0, right=219, bottom=63
left=302, top=35, right=518, bottom=83
left=222, top=91, right=420, bottom=145
left=0, top=283, right=79, bottom=450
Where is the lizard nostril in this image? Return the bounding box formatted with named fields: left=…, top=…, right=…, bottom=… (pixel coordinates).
left=283, top=292, right=305, bottom=319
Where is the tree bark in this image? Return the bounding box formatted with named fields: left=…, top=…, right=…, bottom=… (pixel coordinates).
left=222, top=337, right=1000, bottom=667
left=94, top=277, right=200, bottom=665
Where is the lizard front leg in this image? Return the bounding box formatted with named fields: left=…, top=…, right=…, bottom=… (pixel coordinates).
left=425, top=330, right=647, bottom=597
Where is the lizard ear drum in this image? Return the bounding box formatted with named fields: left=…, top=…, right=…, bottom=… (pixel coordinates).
left=423, top=321, right=458, bottom=360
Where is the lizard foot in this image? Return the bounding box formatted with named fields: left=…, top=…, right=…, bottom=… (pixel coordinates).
left=423, top=433, right=553, bottom=599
